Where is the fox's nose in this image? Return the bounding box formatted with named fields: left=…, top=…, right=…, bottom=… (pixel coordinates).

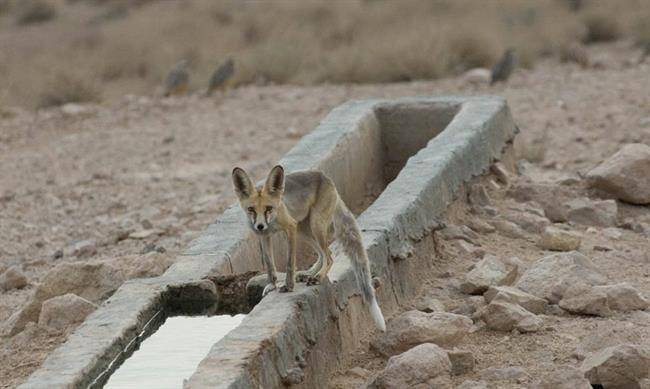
left=256, top=224, right=265, bottom=231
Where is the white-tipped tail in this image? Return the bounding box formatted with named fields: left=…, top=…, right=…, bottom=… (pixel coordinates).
left=333, top=198, right=386, bottom=332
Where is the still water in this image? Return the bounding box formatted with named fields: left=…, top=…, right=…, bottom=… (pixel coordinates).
left=104, top=314, right=245, bottom=389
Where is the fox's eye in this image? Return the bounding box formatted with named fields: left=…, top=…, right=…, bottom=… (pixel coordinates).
left=265, top=206, right=273, bottom=212
left=247, top=207, right=255, bottom=213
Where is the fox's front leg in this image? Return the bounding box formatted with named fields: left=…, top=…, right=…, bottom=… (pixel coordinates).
left=260, top=235, right=278, bottom=296
left=280, top=227, right=297, bottom=292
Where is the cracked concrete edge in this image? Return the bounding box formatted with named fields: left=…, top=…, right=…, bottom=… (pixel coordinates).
left=18, top=95, right=516, bottom=389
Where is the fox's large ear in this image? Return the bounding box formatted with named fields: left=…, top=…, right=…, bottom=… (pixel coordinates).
left=232, top=167, right=254, bottom=199
left=263, top=165, right=284, bottom=196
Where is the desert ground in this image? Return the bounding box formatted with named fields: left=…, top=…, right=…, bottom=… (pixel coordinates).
left=1, top=37, right=650, bottom=388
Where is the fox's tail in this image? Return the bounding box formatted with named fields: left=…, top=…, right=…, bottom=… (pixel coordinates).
left=333, top=198, right=386, bottom=332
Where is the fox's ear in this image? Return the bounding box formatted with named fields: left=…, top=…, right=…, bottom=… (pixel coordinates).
left=263, top=165, right=284, bottom=196
left=232, top=167, right=254, bottom=199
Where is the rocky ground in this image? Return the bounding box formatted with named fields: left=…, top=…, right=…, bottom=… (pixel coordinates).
left=1, top=41, right=649, bottom=388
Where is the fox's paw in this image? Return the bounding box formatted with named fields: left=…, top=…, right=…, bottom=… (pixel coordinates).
left=306, top=276, right=321, bottom=286
left=278, top=284, right=294, bottom=293
left=262, top=283, right=277, bottom=297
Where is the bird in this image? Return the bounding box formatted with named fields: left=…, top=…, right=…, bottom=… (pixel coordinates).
left=490, top=48, right=517, bottom=85
left=163, top=59, right=190, bottom=97
left=206, top=58, right=235, bottom=96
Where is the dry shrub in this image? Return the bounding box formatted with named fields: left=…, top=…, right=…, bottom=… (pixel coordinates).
left=582, top=11, right=621, bottom=43
left=37, top=73, right=101, bottom=108
left=16, top=0, right=56, bottom=25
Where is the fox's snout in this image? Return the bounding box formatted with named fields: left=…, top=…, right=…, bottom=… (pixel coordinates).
left=255, top=223, right=267, bottom=232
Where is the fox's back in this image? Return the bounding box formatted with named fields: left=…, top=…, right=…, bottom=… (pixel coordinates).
left=282, top=170, right=335, bottom=220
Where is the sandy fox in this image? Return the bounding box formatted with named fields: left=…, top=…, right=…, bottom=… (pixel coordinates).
left=231, top=165, right=386, bottom=331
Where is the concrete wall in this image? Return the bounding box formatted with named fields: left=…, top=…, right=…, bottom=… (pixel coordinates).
left=18, top=96, right=517, bottom=389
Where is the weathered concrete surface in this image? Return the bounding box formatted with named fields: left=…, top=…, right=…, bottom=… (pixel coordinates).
left=19, top=96, right=517, bottom=389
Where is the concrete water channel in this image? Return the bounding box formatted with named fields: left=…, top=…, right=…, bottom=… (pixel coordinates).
left=19, top=96, right=518, bottom=388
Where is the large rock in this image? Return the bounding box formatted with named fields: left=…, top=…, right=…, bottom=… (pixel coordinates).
left=448, top=348, right=475, bottom=376
left=564, top=198, right=618, bottom=227
left=460, top=256, right=518, bottom=294
left=372, top=311, right=472, bottom=357
left=476, top=301, right=542, bottom=332
left=483, top=286, right=548, bottom=314
left=515, top=251, right=608, bottom=303
left=38, top=293, right=98, bottom=331
left=110, top=252, right=174, bottom=279
left=572, top=326, right=649, bottom=361
left=532, top=366, right=591, bottom=389
left=586, top=143, right=650, bottom=204
left=0, top=266, right=28, bottom=291
left=372, top=343, right=452, bottom=389
left=595, top=283, right=649, bottom=312
left=537, top=226, right=581, bottom=251
left=581, top=344, right=650, bottom=389
left=1, top=261, right=124, bottom=336
left=559, top=284, right=612, bottom=317
left=478, top=366, right=530, bottom=383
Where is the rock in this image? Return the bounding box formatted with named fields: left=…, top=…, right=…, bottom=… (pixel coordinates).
left=559, top=284, right=612, bottom=317
left=453, top=240, right=485, bottom=258
left=491, top=219, right=528, bottom=239
left=581, top=344, right=650, bottom=389
left=586, top=143, right=650, bottom=204
left=491, top=163, right=510, bottom=186
left=538, top=226, right=582, bottom=251
left=476, top=301, right=542, bottom=332
left=347, top=367, right=371, bottom=379
left=458, top=380, right=488, bottom=389
left=467, top=218, right=495, bottom=234
left=0, top=266, right=28, bottom=291
left=479, top=366, right=529, bottom=383
left=460, top=255, right=518, bottom=294
left=52, top=249, right=64, bottom=260
left=483, top=286, right=548, bottom=314
left=372, top=311, right=472, bottom=357
left=515, top=251, right=608, bottom=303
left=595, top=283, right=649, bottom=311
left=246, top=272, right=287, bottom=306
left=38, top=293, right=98, bottom=331
left=448, top=348, right=475, bottom=375
left=532, top=366, right=591, bottom=389
left=603, top=227, right=624, bottom=240
left=60, top=103, right=92, bottom=116
left=128, top=229, right=161, bottom=239
left=462, top=68, right=491, bottom=84
left=414, top=295, right=445, bottom=313
left=71, top=239, right=97, bottom=258
left=439, top=224, right=479, bottom=243
left=110, top=252, right=174, bottom=279
left=1, top=261, right=124, bottom=336
left=507, top=182, right=572, bottom=222
left=572, top=326, right=649, bottom=361
left=564, top=198, right=618, bottom=227
left=504, top=210, right=550, bottom=233
left=372, top=343, right=452, bottom=389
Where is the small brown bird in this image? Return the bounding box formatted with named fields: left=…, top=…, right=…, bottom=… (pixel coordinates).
left=490, top=48, right=517, bottom=85
left=206, top=58, right=235, bottom=96
left=163, top=59, right=189, bottom=97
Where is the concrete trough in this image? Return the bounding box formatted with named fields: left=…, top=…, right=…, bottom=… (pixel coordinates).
left=19, top=96, right=517, bottom=389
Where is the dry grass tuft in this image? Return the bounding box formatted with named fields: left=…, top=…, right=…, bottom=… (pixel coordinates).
left=37, top=73, right=101, bottom=108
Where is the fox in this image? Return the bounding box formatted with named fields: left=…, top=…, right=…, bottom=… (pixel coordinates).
left=231, top=165, right=386, bottom=331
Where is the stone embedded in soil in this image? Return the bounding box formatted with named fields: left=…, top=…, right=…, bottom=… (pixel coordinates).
left=564, top=197, right=618, bottom=227
left=467, top=218, right=495, bottom=234
left=478, top=366, right=530, bottom=383
left=1, top=260, right=125, bottom=336
left=537, top=226, right=582, bottom=251
left=531, top=366, right=592, bottom=389
left=490, top=219, right=528, bottom=239
left=586, top=143, right=650, bottom=205
left=462, top=68, right=491, bottom=85
left=515, top=251, right=608, bottom=303
left=0, top=266, right=28, bottom=291
left=372, top=343, right=452, bottom=389
left=468, top=183, right=491, bottom=207
left=439, top=224, right=479, bottom=243
left=559, top=284, right=613, bottom=317
left=282, top=367, right=304, bottom=385
left=504, top=210, right=550, bottom=233
left=128, top=229, right=161, bottom=239
left=448, top=348, right=475, bottom=375
left=453, top=240, right=485, bottom=258
left=581, top=344, right=650, bottom=389
left=413, top=295, right=445, bottom=313
left=476, top=300, right=542, bottom=332
left=595, top=283, right=649, bottom=312
left=38, top=293, right=98, bottom=331
left=111, top=252, right=174, bottom=279
left=460, top=255, right=518, bottom=295
left=372, top=310, right=472, bottom=357
left=70, top=239, right=97, bottom=258
left=458, top=380, right=488, bottom=389
left=483, top=286, right=548, bottom=314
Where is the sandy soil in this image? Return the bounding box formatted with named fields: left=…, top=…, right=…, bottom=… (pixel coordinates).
left=1, top=41, right=649, bottom=388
